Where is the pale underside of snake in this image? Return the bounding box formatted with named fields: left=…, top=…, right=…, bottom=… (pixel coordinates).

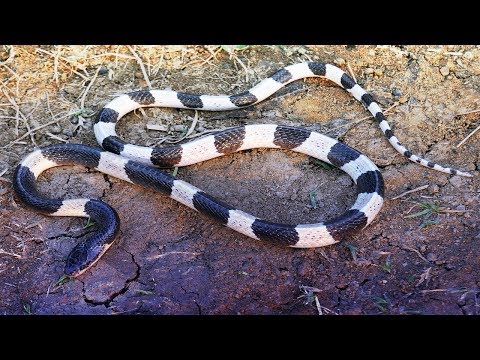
left=13, top=62, right=472, bottom=277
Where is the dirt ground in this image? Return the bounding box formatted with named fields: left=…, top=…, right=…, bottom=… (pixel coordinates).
left=0, top=45, right=479, bottom=315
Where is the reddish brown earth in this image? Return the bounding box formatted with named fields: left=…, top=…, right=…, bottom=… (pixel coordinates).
left=0, top=45, right=479, bottom=314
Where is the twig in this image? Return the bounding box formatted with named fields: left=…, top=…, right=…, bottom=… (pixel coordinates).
left=419, top=288, right=472, bottom=294
left=183, top=128, right=226, bottom=139
left=0, top=168, right=7, bottom=177
left=0, top=45, right=15, bottom=65
left=151, top=50, right=165, bottom=75
left=273, top=86, right=309, bottom=101
left=2, top=88, right=36, bottom=145
left=146, top=124, right=168, bottom=132
left=0, top=249, right=22, bottom=258
left=346, top=61, right=357, bottom=83
left=456, top=123, right=480, bottom=148
left=80, top=65, right=102, bottom=110
left=1, top=63, right=21, bottom=97
left=35, top=47, right=89, bottom=81
left=326, top=101, right=400, bottom=134
left=45, top=92, right=55, bottom=121
left=2, top=112, right=71, bottom=148
left=25, top=221, right=43, bottom=230
left=455, top=108, right=480, bottom=116
left=438, top=207, right=471, bottom=214
left=391, top=185, right=429, bottom=200
left=0, top=101, right=29, bottom=107
left=314, top=296, right=323, bottom=315
left=1, top=64, right=20, bottom=81
left=53, top=46, right=61, bottom=85
left=165, top=111, right=200, bottom=143
left=444, top=51, right=464, bottom=56
left=85, top=52, right=136, bottom=61
left=402, top=246, right=429, bottom=263
left=127, top=45, right=152, bottom=89
left=46, top=132, right=68, bottom=142
left=199, top=47, right=222, bottom=67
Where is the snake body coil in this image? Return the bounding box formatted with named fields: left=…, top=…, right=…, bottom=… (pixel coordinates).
left=13, top=62, right=470, bottom=277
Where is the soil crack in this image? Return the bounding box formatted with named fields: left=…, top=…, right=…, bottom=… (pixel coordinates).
left=82, top=249, right=140, bottom=307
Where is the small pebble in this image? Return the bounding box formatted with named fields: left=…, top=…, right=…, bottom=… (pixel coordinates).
left=439, top=66, right=450, bottom=76
left=62, top=129, right=73, bottom=137
left=334, top=58, right=346, bottom=66
left=455, top=204, right=466, bottom=211
left=70, top=117, right=78, bottom=125
left=374, top=69, right=383, bottom=76
left=427, top=253, right=437, bottom=262
left=364, top=68, right=374, bottom=75
left=335, top=282, right=349, bottom=290
left=399, top=96, right=408, bottom=104
left=173, top=125, right=186, bottom=131
left=50, top=125, right=62, bottom=134
left=428, top=184, right=440, bottom=194
left=392, top=89, right=402, bottom=97
left=0, top=187, right=8, bottom=195
left=445, top=263, right=455, bottom=271
left=449, top=175, right=462, bottom=188
left=98, top=66, right=109, bottom=76
left=463, top=51, right=473, bottom=60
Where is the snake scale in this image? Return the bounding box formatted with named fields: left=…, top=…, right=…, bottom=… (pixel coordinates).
left=12, top=62, right=471, bottom=277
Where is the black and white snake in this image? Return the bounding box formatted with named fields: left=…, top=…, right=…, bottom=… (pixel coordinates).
left=12, top=62, right=472, bottom=277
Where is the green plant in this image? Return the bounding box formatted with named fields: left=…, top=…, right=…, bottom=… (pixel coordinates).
left=83, top=217, right=95, bottom=229
left=23, top=303, right=32, bottom=315
left=311, top=158, right=334, bottom=170
left=372, top=296, right=389, bottom=313
left=404, top=201, right=442, bottom=229
left=381, top=254, right=392, bottom=273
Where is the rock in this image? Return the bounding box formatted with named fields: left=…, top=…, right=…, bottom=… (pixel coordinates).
left=440, top=66, right=450, bottom=76
left=336, top=281, right=349, bottom=290
left=50, top=125, right=62, bottom=134
left=334, top=58, right=346, bottom=66
left=445, top=263, right=455, bottom=271
left=364, top=68, right=374, bottom=75
left=98, top=66, right=109, bottom=76
left=449, top=175, right=463, bottom=188
left=399, top=96, right=408, bottom=104
left=392, top=89, right=402, bottom=97
left=427, top=253, right=437, bottom=262
left=428, top=184, right=440, bottom=194
left=455, top=204, right=466, bottom=211
left=374, top=69, right=383, bottom=76
left=173, top=125, right=186, bottom=131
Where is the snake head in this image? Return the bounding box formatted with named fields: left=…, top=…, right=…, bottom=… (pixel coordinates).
left=64, top=240, right=113, bottom=278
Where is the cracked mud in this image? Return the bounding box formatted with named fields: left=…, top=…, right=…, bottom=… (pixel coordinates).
left=0, top=45, right=479, bottom=314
